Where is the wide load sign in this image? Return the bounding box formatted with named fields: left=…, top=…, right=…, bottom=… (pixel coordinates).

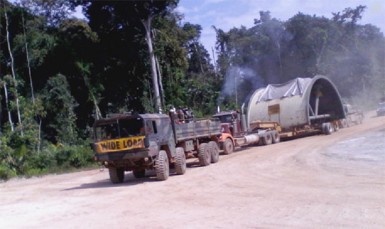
left=95, top=136, right=145, bottom=153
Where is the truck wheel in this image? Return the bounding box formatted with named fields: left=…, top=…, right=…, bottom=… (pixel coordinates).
left=262, top=133, right=272, bottom=145
left=346, top=119, right=351, bottom=127
left=155, top=150, right=169, bottom=181
left=133, top=169, right=145, bottom=178
left=198, top=143, right=211, bottom=166
left=109, top=167, right=124, bottom=183
left=334, top=123, right=339, bottom=132
left=271, top=131, right=280, bottom=144
left=322, top=122, right=333, bottom=135
left=208, top=141, right=219, bottom=163
left=175, top=147, right=186, bottom=175
left=358, top=117, right=363, bottom=124
left=341, top=119, right=347, bottom=128
left=223, top=138, right=234, bottom=155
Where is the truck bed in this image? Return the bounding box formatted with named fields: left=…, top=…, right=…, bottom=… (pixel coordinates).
left=175, top=119, right=221, bottom=142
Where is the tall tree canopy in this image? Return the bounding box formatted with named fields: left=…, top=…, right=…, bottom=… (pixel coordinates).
left=215, top=7, right=385, bottom=107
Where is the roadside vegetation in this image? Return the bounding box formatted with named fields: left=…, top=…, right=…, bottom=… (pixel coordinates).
left=1, top=0, right=384, bottom=180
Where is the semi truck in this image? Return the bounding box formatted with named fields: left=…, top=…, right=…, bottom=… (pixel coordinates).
left=213, top=110, right=281, bottom=154
left=214, top=75, right=346, bottom=154
left=92, top=112, right=221, bottom=183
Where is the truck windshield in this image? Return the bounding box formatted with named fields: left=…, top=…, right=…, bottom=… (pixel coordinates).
left=216, top=115, right=233, bottom=123
left=95, top=118, right=144, bottom=141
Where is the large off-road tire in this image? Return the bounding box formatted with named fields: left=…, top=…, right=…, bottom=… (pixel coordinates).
left=262, top=133, right=273, bottom=145
left=322, top=122, right=333, bottom=135
left=175, top=147, right=186, bottom=175
left=155, top=150, right=169, bottom=181
left=223, top=138, right=234, bottom=155
left=208, top=141, right=219, bottom=163
left=133, top=169, right=145, bottom=178
left=109, top=167, right=124, bottom=183
left=198, top=143, right=211, bottom=166
left=271, top=131, right=280, bottom=144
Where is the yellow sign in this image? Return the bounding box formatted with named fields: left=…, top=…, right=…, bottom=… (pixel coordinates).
left=95, top=136, right=145, bottom=153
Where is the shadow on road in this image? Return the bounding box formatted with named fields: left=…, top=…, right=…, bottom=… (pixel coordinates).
left=62, top=161, right=203, bottom=191
left=62, top=173, right=160, bottom=191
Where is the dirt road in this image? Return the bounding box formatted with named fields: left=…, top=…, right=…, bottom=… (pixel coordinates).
left=1, top=112, right=385, bottom=229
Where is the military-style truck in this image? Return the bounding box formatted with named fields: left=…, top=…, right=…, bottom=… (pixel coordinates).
left=213, top=110, right=281, bottom=154
left=92, top=112, right=221, bottom=183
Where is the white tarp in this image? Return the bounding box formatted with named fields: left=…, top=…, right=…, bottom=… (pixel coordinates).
left=257, top=78, right=312, bottom=102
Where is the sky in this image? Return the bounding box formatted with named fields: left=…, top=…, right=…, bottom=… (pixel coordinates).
left=177, top=0, right=385, bottom=61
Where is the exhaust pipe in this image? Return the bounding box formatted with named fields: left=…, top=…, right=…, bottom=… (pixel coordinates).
left=241, top=103, right=247, bottom=132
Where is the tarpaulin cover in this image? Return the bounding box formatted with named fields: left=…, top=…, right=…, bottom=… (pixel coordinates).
left=257, top=78, right=312, bottom=102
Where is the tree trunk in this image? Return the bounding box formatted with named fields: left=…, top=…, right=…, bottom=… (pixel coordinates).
left=22, top=12, right=35, bottom=104
left=37, top=118, right=42, bottom=153
left=22, top=12, right=42, bottom=151
left=3, top=82, right=15, bottom=132
left=142, top=17, right=162, bottom=113
left=155, top=55, right=165, bottom=110
left=82, top=74, right=102, bottom=120
left=5, top=10, right=23, bottom=136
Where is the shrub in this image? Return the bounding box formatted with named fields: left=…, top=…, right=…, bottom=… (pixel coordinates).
left=0, top=164, right=16, bottom=181
left=55, top=144, right=94, bottom=169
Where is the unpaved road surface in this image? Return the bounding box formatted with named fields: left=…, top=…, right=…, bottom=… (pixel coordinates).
left=1, top=112, right=385, bottom=229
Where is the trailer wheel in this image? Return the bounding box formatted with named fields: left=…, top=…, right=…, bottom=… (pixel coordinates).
left=358, top=116, right=363, bottom=124
left=109, top=167, right=124, bottom=183
left=322, top=122, right=333, bottom=135
left=340, top=119, right=346, bottom=128
left=334, top=123, right=340, bottom=132
left=198, top=143, right=211, bottom=166
left=155, top=150, right=169, bottom=181
left=208, top=141, right=219, bottom=163
left=175, top=147, right=186, bottom=175
left=262, top=133, right=273, bottom=145
left=223, top=138, right=234, bottom=155
left=133, top=169, right=145, bottom=178
left=272, top=131, right=280, bottom=144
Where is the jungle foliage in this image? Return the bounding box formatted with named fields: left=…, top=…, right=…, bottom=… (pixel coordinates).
left=0, top=1, right=384, bottom=180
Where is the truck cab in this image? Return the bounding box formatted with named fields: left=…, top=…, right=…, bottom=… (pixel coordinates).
left=342, top=103, right=364, bottom=127
left=213, top=111, right=245, bottom=138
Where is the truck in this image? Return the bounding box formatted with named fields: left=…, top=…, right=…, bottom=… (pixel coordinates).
left=340, top=103, right=364, bottom=127
left=92, top=112, right=221, bottom=183
left=213, top=110, right=281, bottom=154
left=214, top=75, right=347, bottom=154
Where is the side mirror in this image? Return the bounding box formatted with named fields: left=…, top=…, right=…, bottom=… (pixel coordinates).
left=144, top=137, right=150, bottom=148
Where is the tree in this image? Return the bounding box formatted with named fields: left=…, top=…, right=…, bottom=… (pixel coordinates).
left=41, top=74, right=78, bottom=144
left=16, top=0, right=76, bottom=26
left=214, top=6, right=385, bottom=109
left=76, top=0, right=178, bottom=113
left=4, top=4, right=23, bottom=135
